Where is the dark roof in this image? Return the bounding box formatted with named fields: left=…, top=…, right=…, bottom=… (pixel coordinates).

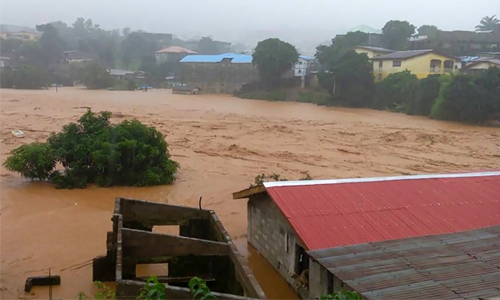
left=308, top=225, right=500, bottom=300
left=355, top=46, right=394, bottom=53
left=464, top=58, right=500, bottom=69
left=234, top=171, right=500, bottom=250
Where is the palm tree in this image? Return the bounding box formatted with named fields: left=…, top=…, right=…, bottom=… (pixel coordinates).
left=475, top=15, right=500, bottom=31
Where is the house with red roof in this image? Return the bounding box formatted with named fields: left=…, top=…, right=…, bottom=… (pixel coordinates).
left=155, top=46, right=197, bottom=64
left=233, top=171, right=500, bottom=299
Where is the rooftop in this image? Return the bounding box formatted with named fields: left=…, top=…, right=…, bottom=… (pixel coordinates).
left=308, top=225, right=500, bottom=300
left=234, top=171, right=500, bottom=250
left=299, top=55, right=315, bottom=61
left=108, top=69, right=134, bottom=76
left=155, top=46, right=197, bottom=54
left=355, top=46, right=394, bottom=53
left=371, top=49, right=458, bottom=61
left=180, top=53, right=253, bottom=64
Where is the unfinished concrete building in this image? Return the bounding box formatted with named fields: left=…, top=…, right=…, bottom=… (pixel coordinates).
left=179, top=53, right=259, bottom=94
left=93, top=198, right=265, bottom=299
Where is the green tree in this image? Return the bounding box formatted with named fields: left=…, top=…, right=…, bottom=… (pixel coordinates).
left=9, top=65, right=49, bottom=89
left=4, top=110, right=179, bottom=189
left=381, top=20, right=416, bottom=50
left=140, top=55, right=157, bottom=74
left=198, top=37, right=220, bottom=55
left=430, top=75, right=488, bottom=123
left=121, top=32, right=157, bottom=69
left=417, top=25, right=439, bottom=36
left=373, top=70, right=419, bottom=112
left=36, top=23, right=66, bottom=65
left=319, top=51, right=374, bottom=107
left=408, top=75, right=441, bottom=116
left=475, top=15, right=499, bottom=31
left=77, top=63, right=113, bottom=89
left=474, top=67, right=500, bottom=120
left=252, top=38, right=299, bottom=82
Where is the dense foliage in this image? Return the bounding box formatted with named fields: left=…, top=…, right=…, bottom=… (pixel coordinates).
left=476, top=15, right=499, bottom=32
left=77, top=63, right=114, bottom=89
left=373, top=70, right=419, bottom=112
left=430, top=69, right=500, bottom=123
left=252, top=38, right=299, bottom=81
left=3, top=110, right=178, bottom=189
left=381, top=20, right=416, bottom=50
left=0, top=65, right=49, bottom=89
left=316, top=32, right=374, bottom=108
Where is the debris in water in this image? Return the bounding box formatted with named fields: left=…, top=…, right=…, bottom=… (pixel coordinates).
left=11, top=130, right=24, bottom=138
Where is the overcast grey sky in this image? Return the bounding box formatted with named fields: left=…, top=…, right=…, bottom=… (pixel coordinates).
left=1, top=0, right=498, bottom=42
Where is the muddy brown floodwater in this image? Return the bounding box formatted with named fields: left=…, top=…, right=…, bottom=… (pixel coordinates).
left=1, top=88, right=499, bottom=299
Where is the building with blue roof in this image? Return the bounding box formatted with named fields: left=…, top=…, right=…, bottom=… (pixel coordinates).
left=179, top=53, right=258, bottom=94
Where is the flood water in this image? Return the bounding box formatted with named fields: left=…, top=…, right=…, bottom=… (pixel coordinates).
left=1, top=88, right=499, bottom=299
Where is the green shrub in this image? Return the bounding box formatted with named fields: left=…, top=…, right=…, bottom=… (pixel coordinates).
left=298, top=90, right=331, bottom=106
left=408, top=74, right=441, bottom=116
left=0, top=65, right=49, bottom=89
left=374, top=71, right=418, bottom=112
left=430, top=75, right=488, bottom=123
left=3, top=143, right=55, bottom=180
left=4, top=110, right=178, bottom=189
left=77, top=63, right=114, bottom=89
left=321, top=291, right=361, bottom=300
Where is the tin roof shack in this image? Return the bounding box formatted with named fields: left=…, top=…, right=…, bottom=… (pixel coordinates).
left=233, top=172, right=500, bottom=299
left=179, top=53, right=259, bottom=94
left=93, top=198, right=265, bottom=300
left=308, top=225, right=500, bottom=299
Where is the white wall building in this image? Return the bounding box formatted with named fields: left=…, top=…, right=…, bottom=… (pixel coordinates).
left=294, top=55, right=316, bottom=77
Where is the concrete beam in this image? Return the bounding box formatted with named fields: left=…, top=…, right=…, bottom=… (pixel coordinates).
left=209, top=215, right=267, bottom=299
left=119, top=198, right=212, bottom=225
left=122, top=229, right=229, bottom=258
left=232, top=185, right=266, bottom=200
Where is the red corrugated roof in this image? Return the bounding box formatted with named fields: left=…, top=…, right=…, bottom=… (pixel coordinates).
left=155, top=46, right=197, bottom=54
left=264, top=172, right=500, bottom=250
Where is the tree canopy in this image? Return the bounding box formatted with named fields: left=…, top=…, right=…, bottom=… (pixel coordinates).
left=381, top=20, right=416, bottom=50
left=252, top=38, right=299, bottom=81
left=3, top=110, right=179, bottom=189
left=475, top=15, right=499, bottom=31
left=77, top=63, right=113, bottom=89
left=417, top=25, right=439, bottom=36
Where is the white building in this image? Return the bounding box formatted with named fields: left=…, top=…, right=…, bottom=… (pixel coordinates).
left=294, top=55, right=316, bottom=77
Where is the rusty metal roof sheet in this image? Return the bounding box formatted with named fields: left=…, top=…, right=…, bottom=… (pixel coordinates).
left=308, top=225, right=500, bottom=300
left=263, top=171, right=500, bottom=250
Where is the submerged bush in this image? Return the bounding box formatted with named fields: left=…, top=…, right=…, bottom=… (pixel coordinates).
left=3, top=143, right=55, bottom=180
left=4, top=109, right=178, bottom=189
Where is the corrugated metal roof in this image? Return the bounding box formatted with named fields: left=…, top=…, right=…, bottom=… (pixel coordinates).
left=299, top=55, right=315, bottom=61
left=155, top=46, right=197, bottom=54
left=371, top=49, right=435, bottom=60
left=263, top=172, right=500, bottom=250
left=308, top=225, right=500, bottom=300
left=180, top=53, right=253, bottom=64
left=355, top=46, right=394, bottom=53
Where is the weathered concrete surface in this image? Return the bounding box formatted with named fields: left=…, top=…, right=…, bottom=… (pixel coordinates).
left=180, top=60, right=259, bottom=94
left=247, top=193, right=309, bottom=298
left=93, top=198, right=266, bottom=299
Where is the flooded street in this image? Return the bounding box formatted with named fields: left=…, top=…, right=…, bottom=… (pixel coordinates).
left=1, top=87, right=499, bottom=299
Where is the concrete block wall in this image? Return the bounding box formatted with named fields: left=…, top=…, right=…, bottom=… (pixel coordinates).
left=247, top=194, right=306, bottom=295
left=180, top=62, right=259, bottom=94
